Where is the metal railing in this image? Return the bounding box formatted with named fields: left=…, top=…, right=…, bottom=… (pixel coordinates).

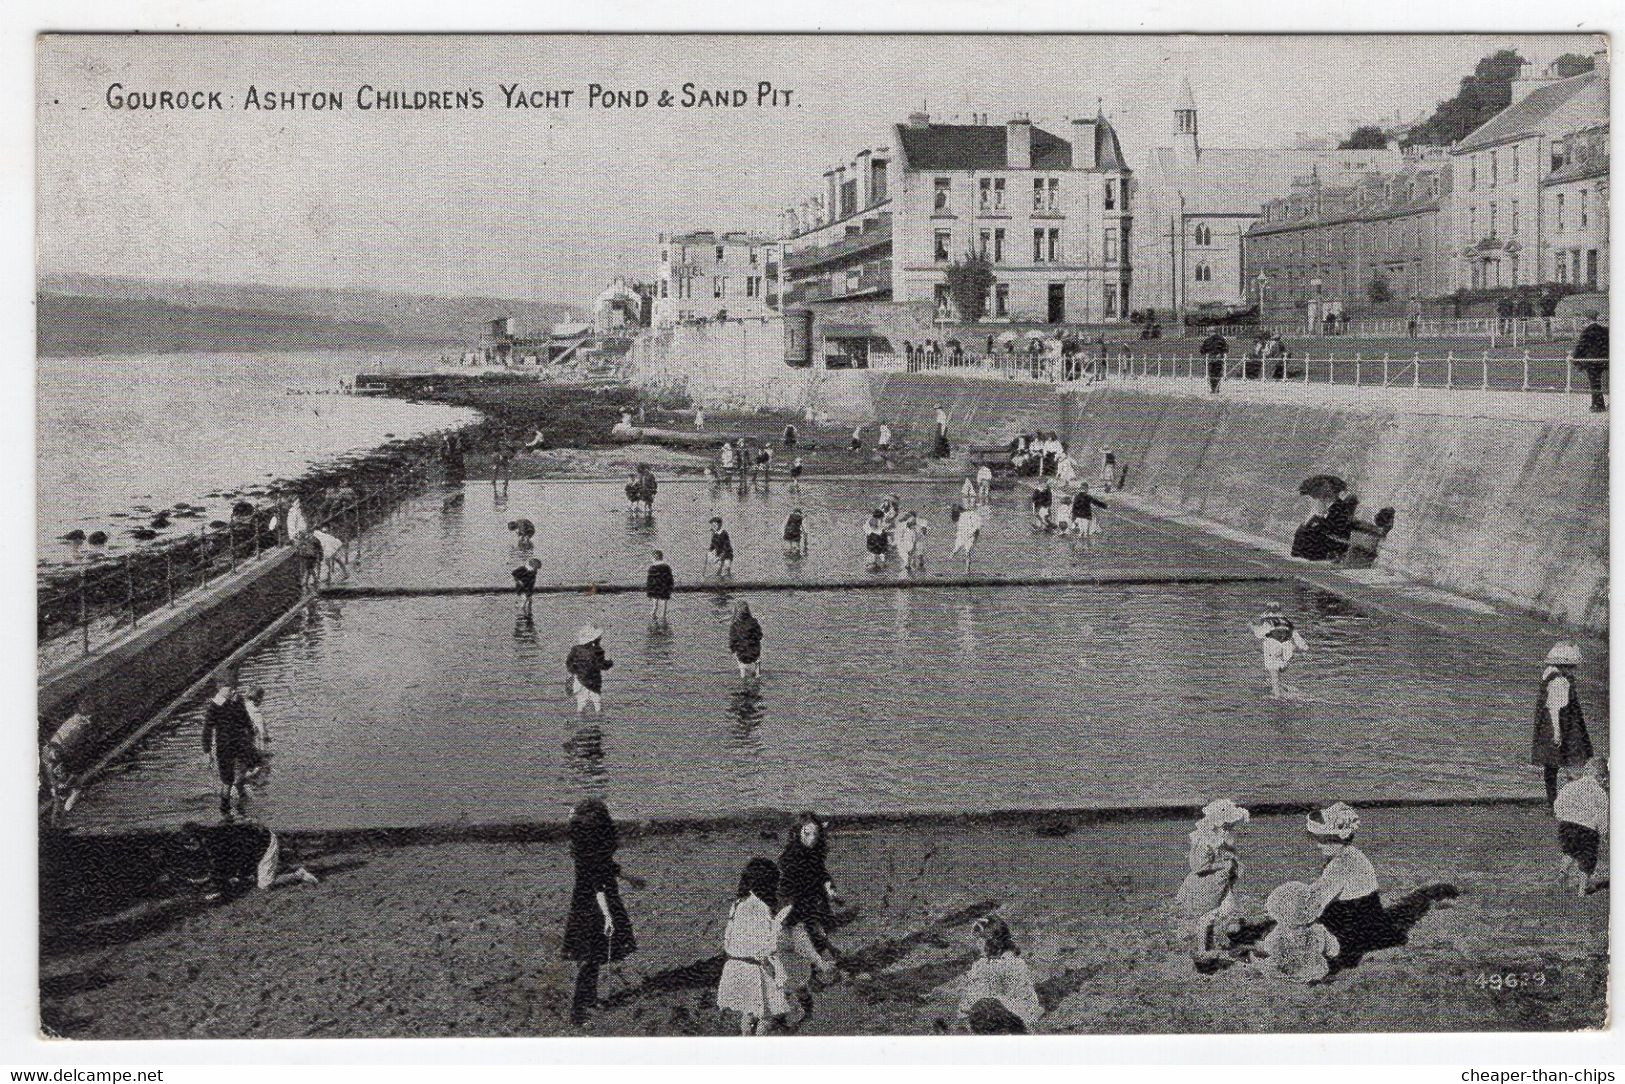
left=1180, top=315, right=1591, bottom=346
left=37, top=457, right=436, bottom=661
left=881, top=348, right=1602, bottom=395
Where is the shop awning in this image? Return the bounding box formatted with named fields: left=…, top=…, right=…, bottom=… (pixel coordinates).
left=821, top=324, right=875, bottom=337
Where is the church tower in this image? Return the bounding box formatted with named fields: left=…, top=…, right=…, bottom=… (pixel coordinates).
left=1173, top=77, right=1199, bottom=164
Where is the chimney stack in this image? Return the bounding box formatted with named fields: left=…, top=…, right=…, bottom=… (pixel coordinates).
left=1006, top=116, right=1033, bottom=169
left=1071, top=116, right=1098, bottom=169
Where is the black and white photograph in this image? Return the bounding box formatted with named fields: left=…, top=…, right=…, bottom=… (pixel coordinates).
left=24, top=27, right=1613, bottom=1049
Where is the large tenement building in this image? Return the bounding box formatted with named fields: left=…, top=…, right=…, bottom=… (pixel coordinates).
left=782, top=109, right=1134, bottom=324
left=653, top=231, right=783, bottom=328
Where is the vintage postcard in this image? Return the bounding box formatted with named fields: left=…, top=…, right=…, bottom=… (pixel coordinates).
left=33, top=32, right=1609, bottom=1042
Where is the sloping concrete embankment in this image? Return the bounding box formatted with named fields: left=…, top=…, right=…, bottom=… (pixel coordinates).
left=859, top=374, right=1606, bottom=633
left=38, top=549, right=303, bottom=765
left=1060, top=387, right=1608, bottom=632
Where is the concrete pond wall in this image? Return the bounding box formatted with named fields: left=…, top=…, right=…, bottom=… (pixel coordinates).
left=38, top=548, right=304, bottom=766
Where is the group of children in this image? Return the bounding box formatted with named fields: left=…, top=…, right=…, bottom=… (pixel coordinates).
left=714, top=439, right=799, bottom=489
left=861, top=495, right=930, bottom=576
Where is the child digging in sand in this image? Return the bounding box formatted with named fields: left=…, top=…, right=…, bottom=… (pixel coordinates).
left=1248, top=881, right=1339, bottom=983
left=1177, top=798, right=1249, bottom=972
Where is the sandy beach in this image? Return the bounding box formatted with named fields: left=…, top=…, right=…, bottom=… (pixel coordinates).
left=40, top=801, right=1607, bottom=1039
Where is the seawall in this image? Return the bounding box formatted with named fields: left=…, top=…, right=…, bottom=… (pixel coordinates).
left=38, top=549, right=305, bottom=764
left=858, top=374, right=1607, bottom=633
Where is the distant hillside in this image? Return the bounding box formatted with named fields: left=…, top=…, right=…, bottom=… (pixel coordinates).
left=37, top=274, right=586, bottom=354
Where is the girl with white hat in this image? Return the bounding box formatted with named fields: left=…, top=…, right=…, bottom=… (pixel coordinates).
left=1176, top=798, right=1250, bottom=971
left=565, top=625, right=613, bottom=715
left=1306, top=802, right=1401, bottom=964
left=1533, top=642, right=1593, bottom=807
left=1250, top=603, right=1308, bottom=698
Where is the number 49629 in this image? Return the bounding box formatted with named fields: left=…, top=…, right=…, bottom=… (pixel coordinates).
left=1478, top=972, right=1548, bottom=989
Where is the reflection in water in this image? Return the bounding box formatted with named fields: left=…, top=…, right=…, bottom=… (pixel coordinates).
left=727, top=680, right=766, bottom=754
left=956, top=601, right=977, bottom=660
left=513, top=612, right=537, bottom=646
left=562, top=724, right=608, bottom=793
left=892, top=590, right=913, bottom=643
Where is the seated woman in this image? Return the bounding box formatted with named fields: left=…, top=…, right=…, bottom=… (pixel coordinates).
left=1306, top=803, right=1402, bottom=966
left=1340, top=507, right=1395, bottom=569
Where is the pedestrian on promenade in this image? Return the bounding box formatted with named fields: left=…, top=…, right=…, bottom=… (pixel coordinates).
left=201, top=670, right=257, bottom=818
left=40, top=700, right=95, bottom=819
left=562, top=798, right=640, bottom=1026
left=864, top=509, right=890, bottom=570
left=645, top=549, right=673, bottom=624
left=717, top=857, right=793, bottom=1035
left=1533, top=641, right=1593, bottom=807
left=952, top=501, right=982, bottom=573
left=951, top=914, right=1044, bottom=1033
left=782, top=507, right=808, bottom=557
left=311, top=527, right=348, bottom=584
left=1248, top=881, right=1339, bottom=983
left=1571, top=311, right=1609, bottom=413
left=976, top=464, right=993, bottom=505
left=706, top=517, right=735, bottom=578
left=294, top=530, right=323, bottom=592
left=1201, top=332, right=1229, bottom=394
left=566, top=625, right=613, bottom=715
left=509, top=517, right=536, bottom=548
left=1307, top=802, right=1401, bottom=965
left=729, top=600, right=764, bottom=678
left=1177, top=798, right=1249, bottom=971
left=172, top=819, right=318, bottom=902
left=778, top=812, right=842, bottom=1020
left=513, top=556, right=541, bottom=614
left=1554, top=758, right=1609, bottom=897
left=1250, top=602, right=1308, bottom=699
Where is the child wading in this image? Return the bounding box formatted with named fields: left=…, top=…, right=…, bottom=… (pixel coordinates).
left=706, top=517, right=735, bottom=578
left=1030, top=479, right=1054, bottom=530
left=202, top=670, right=258, bottom=818
left=864, top=509, right=889, bottom=570
left=645, top=549, right=673, bottom=624
left=1554, top=757, right=1609, bottom=896
left=512, top=556, right=540, bottom=614
left=717, top=857, right=794, bottom=1035
left=896, top=512, right=927, bottom=578
left=782, top=507, right=808, bottom=556
left=1069, top=484, right=1108, bottom=551
left=729, top=601, right=764, bottom=678
left=1249, top=881, right=1339, bottom=983
left=777, top=812, right=842, bottom=1021
left=1250, top=602, right=1308, bottom=698
left=951, top=501, right=982, bottom=573
left=565, top=625, right=613, bottom=715
left=1177, top=798, right=1249, bottom=972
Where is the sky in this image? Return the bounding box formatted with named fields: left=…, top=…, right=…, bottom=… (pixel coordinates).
left=36, top=33, right=1605, bottom=305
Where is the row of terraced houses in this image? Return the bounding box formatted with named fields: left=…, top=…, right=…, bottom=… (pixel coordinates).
left=652, top=53, right=1608, bottom=330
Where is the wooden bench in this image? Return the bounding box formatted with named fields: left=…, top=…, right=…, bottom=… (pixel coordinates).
left=967, top=443, right=1015, bottom=475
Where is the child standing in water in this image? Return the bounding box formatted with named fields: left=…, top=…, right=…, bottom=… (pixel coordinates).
left=896, top=512, right=926, bottom=578
left=565, top=626, right=613, bottom=715
left=1069, top=484, right=1108, bottom=551
left=789, top=456, right=804, bottom=493
left=644, top=549, right=673, bottom=623
left=782, top=507, right=808, bottom=556
left=706, top=517, right=735, bottom=578
left=1177, top=798, right=1249, bottom=972
left=951, top=501, right=982, bottom=573
left=1030, top=479, right=1054, bottom=531
left=512, top=556, right=540, bottom=614
left=729, top=601, right=765, bottom=678
left=1250, top=602, right=1309, bottom=698
left=864, top=510, right=889, bottom=570
left=717, top=857, right=793, bottom=1035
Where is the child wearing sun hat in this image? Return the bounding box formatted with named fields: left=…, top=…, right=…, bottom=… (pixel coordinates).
left=1250, top=881, right=1340, bottom=983
left=1177, top=798, right=1250, bottom=970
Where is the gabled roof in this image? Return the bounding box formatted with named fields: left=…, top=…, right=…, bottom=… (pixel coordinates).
left=1455, top=69, right=1608, bottom=152
left=894, top=116, right=1130, bottom=172
left=1139, top=146, right=1401, bottom=217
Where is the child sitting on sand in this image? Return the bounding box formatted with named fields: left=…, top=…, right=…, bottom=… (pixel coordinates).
left=1177, top=798, right=1249, bottom=972
left=1249, top=881, right=1339, bottom=983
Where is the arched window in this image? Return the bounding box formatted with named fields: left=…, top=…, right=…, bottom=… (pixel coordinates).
left=1194, top=263, right=1212, bottom=283
left=1193, top=223, right=1213, bottom=247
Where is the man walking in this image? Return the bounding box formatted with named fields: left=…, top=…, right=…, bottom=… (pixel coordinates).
left=1571, top=311, right=1608, bottom=413
left=1200, top=332, right=1229, bottom=394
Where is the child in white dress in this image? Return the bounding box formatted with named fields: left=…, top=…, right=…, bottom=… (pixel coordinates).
left=717, top=857, right=793, bottom=1035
